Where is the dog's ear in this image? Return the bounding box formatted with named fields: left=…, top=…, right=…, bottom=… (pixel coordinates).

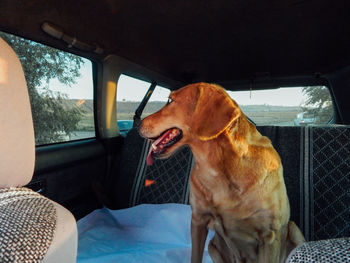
left=192, top=84, right=240, bottom=140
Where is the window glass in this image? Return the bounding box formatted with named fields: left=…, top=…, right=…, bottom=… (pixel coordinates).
left=227, top=86, right=333, bottom=126
left=116, top=74, right=151, bottom=121
left=116, top=74, right=170, bottom=135
left=143, top=85, right=171, bottom=117
left=0, top=31, right=95, bottom=145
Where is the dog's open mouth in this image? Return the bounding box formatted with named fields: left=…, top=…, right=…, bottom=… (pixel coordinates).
left=146, top=128, right=183, bottom=166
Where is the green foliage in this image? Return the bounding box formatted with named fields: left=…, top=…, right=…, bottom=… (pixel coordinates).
left=302, top=86, right=333, bottom=123
left=0, top=32, right=85, bottom=144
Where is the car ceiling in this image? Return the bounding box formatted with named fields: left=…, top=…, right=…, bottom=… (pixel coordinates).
left=0, top=0, right=349, bottom=86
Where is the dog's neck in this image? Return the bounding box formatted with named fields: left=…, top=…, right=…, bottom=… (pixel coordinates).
left=190, top=115, right=252, bottom=161
left=189, top=115, right=261, bottom=189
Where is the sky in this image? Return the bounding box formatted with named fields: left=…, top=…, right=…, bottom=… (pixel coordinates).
left=46, top=62, right=308, bottom=107
left=227, top=88, right=305, bottom=106
left=46, top=58, right=94, bottom=99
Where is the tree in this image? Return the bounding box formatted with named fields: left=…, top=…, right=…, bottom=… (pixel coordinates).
left=0, top=32, right=84, bottom=144
left=301, top=86, right=333, bottom=123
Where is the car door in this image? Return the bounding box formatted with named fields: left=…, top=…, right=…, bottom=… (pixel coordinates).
left=0, top=30, right=110, bottom=219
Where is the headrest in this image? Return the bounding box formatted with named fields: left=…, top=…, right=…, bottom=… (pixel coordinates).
left=0, top=37, right=35, bottom=187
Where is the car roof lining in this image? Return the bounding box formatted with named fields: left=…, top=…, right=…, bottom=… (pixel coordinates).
left=0, top=0, right=349, bottom=90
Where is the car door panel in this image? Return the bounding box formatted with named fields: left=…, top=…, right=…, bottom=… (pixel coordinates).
left=27, top=139, right=107, bottom=219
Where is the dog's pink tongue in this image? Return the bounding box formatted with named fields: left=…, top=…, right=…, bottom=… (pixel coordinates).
left=146, top=147, right=155, bottom=166
left=146, top=129, right=173, bottom=166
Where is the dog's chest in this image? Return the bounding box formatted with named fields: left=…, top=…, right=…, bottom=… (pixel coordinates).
left=189, top=177, right=243, bottom=225
left=189, top=169, right=275, bottom=227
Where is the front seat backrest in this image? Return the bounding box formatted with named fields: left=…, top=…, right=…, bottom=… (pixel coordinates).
left=0, top=35, right=34, bottom=188
left=0, top=36, right=78, bottom=263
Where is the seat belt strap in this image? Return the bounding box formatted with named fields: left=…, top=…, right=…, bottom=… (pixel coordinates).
left=133, top=81, right=157, bottom=127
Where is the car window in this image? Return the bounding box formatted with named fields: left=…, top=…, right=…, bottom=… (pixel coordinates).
left=143, top=85, right=170, bottom=117
left=116, top=74, right=170, bottom=135
left=0, top=31, right=95, bottom=145
left=227, top=86, right=333, bottom=126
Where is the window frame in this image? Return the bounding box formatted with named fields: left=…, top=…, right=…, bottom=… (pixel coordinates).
left=0, top=30, right=98, bottom=146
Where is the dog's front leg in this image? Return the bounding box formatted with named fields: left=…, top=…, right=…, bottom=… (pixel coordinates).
left=191, top=213, right=210, bottom=263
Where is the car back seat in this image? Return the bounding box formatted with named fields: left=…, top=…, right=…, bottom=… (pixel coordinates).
left=259, top=125, right=350, bottom=241
left=302, top=125, right=349, bottom=241
left=112, top=128, right=193, bottom=208
left=112, top=125, right=349, bottom=241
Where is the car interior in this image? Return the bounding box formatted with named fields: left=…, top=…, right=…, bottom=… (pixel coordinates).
left=0, top=0, right=349, bottom=262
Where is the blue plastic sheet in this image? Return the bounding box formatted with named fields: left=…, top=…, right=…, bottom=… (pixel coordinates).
left=77, top=203, right=214, bottom=263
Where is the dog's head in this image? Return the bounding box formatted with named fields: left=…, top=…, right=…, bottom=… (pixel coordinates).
left=139, top=82, right=241, bottom=165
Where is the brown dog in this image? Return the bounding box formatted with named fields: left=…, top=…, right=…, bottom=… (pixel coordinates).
left=139, top=83, right=305, bottom=263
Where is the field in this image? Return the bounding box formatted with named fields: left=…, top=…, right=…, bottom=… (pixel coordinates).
left=62, top=99, right=95, bottom=131
left=77, top=113, right=95, bottom=131
left=116, top=101, right=302, bottom=126
left=247, top=111, right=299, bottom=125
left=65, top=100, right=302, bottom=131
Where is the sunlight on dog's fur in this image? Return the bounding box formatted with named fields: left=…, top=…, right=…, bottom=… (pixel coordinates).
left=139, top=83, right=305, bottom=263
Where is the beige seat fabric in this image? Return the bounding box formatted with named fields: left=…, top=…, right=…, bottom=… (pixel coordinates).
left=0, top=37, right=77, bottom=262
left=43, top=202, right=78, bottom=263
left=0, top=36, right=34, bottom=188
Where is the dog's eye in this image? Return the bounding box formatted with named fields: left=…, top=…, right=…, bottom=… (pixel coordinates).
left=167, top=98, right=173, bottom=105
